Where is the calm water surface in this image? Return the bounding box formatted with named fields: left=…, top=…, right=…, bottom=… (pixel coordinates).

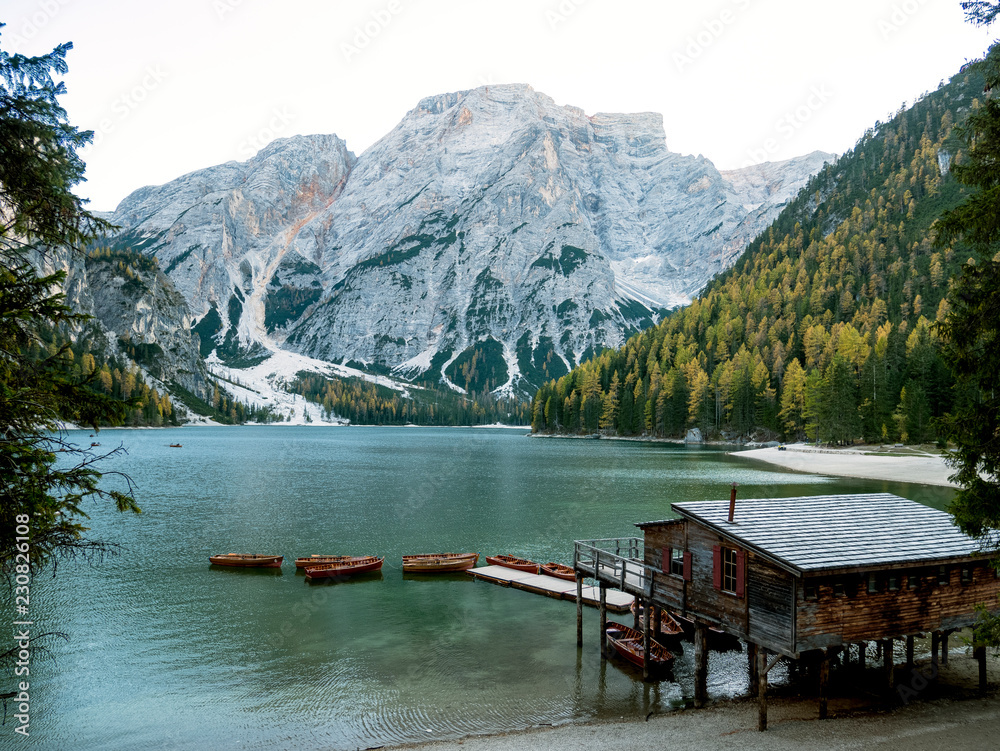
left=32, top=427, right=953, bottom=749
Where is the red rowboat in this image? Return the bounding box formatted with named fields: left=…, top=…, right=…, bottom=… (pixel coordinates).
left=630, top=601, right=685, bottom=641
left=304, top=556, right=384, bottom=580
left=295, top=555, right=356, bottom=568
left=485, top=554, right=539, bottom=573
left=540, top=562, right=576, bottom=581
left=402, top=553, right=479, bottom=572
left=209, top=553, right=283, bottom=568
left=605, top=623, right=674, bottom=672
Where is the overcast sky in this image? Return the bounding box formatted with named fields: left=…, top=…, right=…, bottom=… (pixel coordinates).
left=4, top=0, right=994, bottom=211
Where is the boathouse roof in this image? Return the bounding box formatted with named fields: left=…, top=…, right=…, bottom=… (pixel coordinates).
left=640, top=492, right=987, bottom=575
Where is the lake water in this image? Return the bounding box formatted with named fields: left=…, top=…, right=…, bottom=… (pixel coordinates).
left=30, top=427, right=954, bottom=749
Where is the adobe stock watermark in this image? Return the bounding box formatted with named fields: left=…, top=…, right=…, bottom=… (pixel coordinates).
left=878, top=0, right=929, bottom=41
left=87, top=66, right=169, bottom=150
left=341, top=0, right=407, bottom=65
left=896, top=661, right=938, bottom=704
left=212, top=0, right=247, bottom=21
left=237, top=106, right=296, bottom=158
left=546, top=0, right=590, bottom=31
left=673, top=0, right=752, bottom=73
left=741, top=84, right=834, bottom=167
left=6, top=0, right=71, bottom=48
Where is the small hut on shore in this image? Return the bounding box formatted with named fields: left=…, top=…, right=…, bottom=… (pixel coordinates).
left=573, top=492, right=1000, bottom=729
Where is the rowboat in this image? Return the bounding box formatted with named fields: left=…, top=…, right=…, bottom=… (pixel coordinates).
left=630, top=601, right=686, bottom=641
left=295, top=555, right=356, bottom=568
left=402, top=553, right=479, bottom=572
left=485, top=554, right=539, bottom=574
left=209, top=553, right=283, bottom=568
left=605, top=623, right=674, bottom=672
left=540, top=562, right=576, bottom=581
left=672, top=611, right=741, bottom=651
left=304, top=556, right=383, bottom=580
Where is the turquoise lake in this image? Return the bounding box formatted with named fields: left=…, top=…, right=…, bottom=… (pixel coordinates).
left=30, top=427, right=954, bottom=749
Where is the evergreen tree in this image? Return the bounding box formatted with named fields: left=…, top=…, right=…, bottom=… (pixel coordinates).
left=935, top=22, right=1000, bottom=552
left=1, top=26, right=141, bottom=686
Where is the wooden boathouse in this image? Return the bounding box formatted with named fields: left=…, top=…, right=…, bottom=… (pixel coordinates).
left=573, top=491, right=1000, bottom=729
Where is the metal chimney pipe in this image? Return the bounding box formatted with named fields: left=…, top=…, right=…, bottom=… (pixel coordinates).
left=728, top=483, right=738, bottom=522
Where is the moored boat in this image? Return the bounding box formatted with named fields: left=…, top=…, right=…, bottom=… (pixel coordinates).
left=485, top=554, right=539, bottom=574
left=401, top=553, right=479, bottom=572
left=605, top=623, right=674, bottom=672
left=295, top=555, right=355, bottom=568
left=209, top=553, right=283, bottom=568
left=671, top=611, right=741, bottom=650
left=630, top=601, right=686, bottom=642
left=304, top=556, right=384, bottom=580
left=539, top=562, right=576, bottom=581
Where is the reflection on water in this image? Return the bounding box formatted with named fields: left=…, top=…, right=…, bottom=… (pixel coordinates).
left=32, top=427, right=954, bottom=750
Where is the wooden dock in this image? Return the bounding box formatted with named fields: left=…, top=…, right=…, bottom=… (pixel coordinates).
left=467, top=565, right=633, bottom=612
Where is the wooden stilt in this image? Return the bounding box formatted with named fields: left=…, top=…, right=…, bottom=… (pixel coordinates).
left=748, top=642, right=759, bottom=697
left=694, top=623, right=708, bottom=708
left=931, top=631, right=939, bottom=672
left=758, top=648, right=768, bottom=731
left=633, top=598, right=641, bottom=630
left=976, top=645, right=987, bottom=696
left=652, top=605, right=661, bottom=641
left=941, top=631, right=949, bottom=666
left=576, top=574, right=583, bottom=648
left=599, top=583, right=607, bottom=659
left=905, top=635, right=914, bottom=669
left=819, top=648, right=831, bottom=720
left=642, top=598, right=652, bottom=682
left=883, top=639, right=893, bottom=693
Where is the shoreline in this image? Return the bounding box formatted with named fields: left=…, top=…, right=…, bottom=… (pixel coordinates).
left=732, top=443, right=958, bottom=488
left=531, top=433, right=957, bottom=488
left=394, top=653, right=998, bottom=750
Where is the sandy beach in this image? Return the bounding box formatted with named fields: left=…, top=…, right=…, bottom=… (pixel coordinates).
left=398, top=653, right=997, bottom=751
left=731, top=444, right=958, bottom=488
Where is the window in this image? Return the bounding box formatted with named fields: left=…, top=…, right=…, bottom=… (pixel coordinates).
left=907, top=572, right=919, bottom=590
left=867, top=573, right=879, bottom=594
left=713, top=545, right=743, bottom=596
left=938, top=565, right=949, bottom=586
left=888, top=574, right=899, bottom=591
left=804, top=584, right=818, bottom=601
left=833, top=581, right=846, bottom=597
left=961, top=567, right=972, bottom=584
left=671, top=548, right=685, bottom=576
left=722, top=547, right=738, bottom=593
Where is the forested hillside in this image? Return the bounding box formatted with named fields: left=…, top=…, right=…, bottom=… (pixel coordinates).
left=531, top=64, right=982, bottom=444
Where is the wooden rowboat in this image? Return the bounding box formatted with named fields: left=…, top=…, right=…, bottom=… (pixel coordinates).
left=304, top=556, right=383, bottom=580
left=605, top=623, right=674, bottom=672
left=402, top=553, right=479, bottom=573
left=630, top=601, right=686, bottom=641
left=209, top=553, right=283, bottom=568
left=485, top=554, right=539, bottom=573
left=540, top=562, right=576, bottom=581
left=295, top=555, right=356, bottom=568
left=671, top=611, right=741, bottom=651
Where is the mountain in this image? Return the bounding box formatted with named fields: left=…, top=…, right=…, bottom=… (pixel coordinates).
left=530, top=66, right=979, bottom=443
left=105, top=84, right=831, bottom=396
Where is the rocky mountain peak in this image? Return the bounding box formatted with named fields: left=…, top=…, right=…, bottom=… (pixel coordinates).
left=101, top=85, right=833, bottom=396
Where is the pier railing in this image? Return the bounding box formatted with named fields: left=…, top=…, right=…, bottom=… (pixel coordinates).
left=574, top=538, right=655, bottom=598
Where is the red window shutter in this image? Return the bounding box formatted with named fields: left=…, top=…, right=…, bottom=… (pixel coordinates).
left=735, top=550, right=746, bottom=598
left=662, top=547, right=670, bottom=573
left=683, top=551, right=692, bottom=581
left=712, top=545, right=721, bottom=590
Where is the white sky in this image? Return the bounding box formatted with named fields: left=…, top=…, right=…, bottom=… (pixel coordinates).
left=3, top=0, right=994, bottom=211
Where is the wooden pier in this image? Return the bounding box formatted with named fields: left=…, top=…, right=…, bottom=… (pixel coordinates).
left=467, top=564, right=633, bottom=612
